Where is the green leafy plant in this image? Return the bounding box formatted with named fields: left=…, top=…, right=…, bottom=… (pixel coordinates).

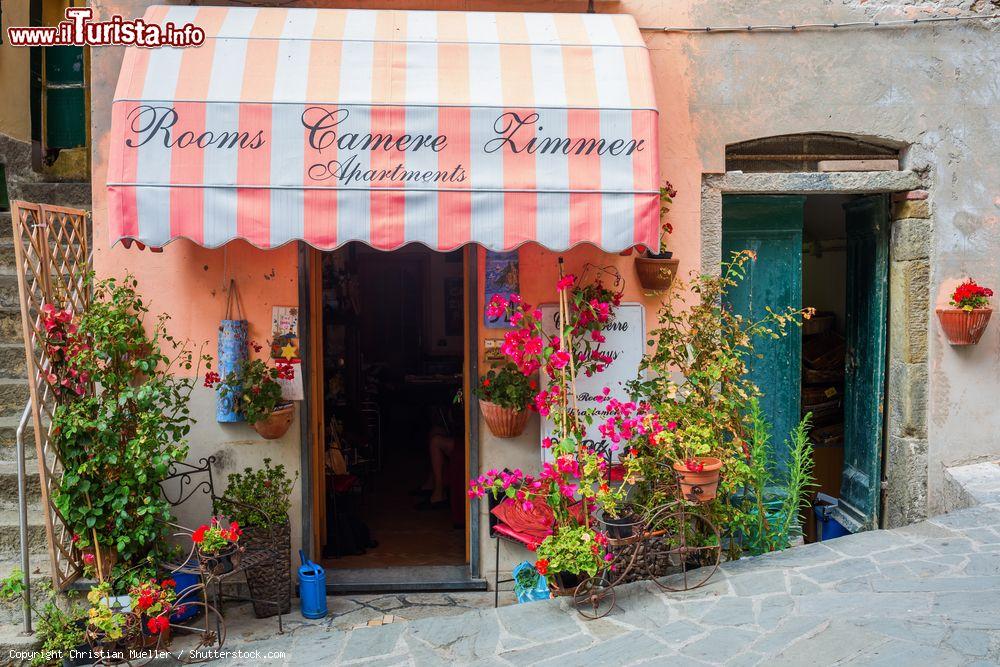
left=218, top=458, right=298, bottom=528
left=207, top=345, right=293, bottom=424
left=624, top=250, right=812, bottom=550
left=0, top=569, right=86, bottom=666
left=734, top=401, right=816, bottom=556
left=472, top=362, right=535, bottom=410
left=86, top=583, right=129, bottom=642
left=535, top=525, right=609, bottom=580
left=50, top=275, right=209, bottom=576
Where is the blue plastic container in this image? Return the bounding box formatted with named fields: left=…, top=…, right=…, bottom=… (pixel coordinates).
left=170, top=570, right=202, bottom=622
left=813, top=493, right=851, bottom=541
left=298, top=550, right=328, bottom=619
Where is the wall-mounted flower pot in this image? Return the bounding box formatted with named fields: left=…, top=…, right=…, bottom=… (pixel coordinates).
left=635, top=256, right=679, bottom=292
left=672, top=457, right=723, bottom=503
left=480, top=400, right=529, bottom=438
left=936, top=308, right=992, bottom=346
left=253, top=403, right=295, bottom=439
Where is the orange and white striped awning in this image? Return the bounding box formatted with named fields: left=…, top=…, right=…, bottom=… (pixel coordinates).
left=107, top=6, right=659, bottom=252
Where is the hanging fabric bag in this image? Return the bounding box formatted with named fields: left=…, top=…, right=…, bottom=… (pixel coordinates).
left=217, top=280, right=248, bottom=422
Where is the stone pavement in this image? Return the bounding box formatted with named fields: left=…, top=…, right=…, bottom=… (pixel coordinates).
left=202, top=503, right=1000, bottom=666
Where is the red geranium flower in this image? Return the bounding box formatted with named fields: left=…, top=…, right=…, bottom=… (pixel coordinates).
left=146, top=615, right=170, bottom=635
left=191, top=525, right=208, bottom=544
left=535, top=558, right=549, bottom=575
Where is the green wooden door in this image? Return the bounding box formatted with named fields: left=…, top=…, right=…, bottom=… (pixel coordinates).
left=836, top=195, right=890, bottom=530
left=722, top=195, right=805, bottom=474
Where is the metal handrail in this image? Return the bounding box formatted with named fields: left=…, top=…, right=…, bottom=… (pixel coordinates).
left=15, top=401, right=32, bottom=634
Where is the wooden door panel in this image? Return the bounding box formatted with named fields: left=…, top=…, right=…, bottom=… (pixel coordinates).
left=722, top=195, right=805, bottom=475
left=837, top=195, right=889, bottom=530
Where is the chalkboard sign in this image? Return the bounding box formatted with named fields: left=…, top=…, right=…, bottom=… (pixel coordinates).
left=538, top=303, right=645, bottom=463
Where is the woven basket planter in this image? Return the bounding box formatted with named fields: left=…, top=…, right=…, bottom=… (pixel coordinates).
left=635, top=257, right=680, bottom=292
left=243, top=522, right=291, bottom=617
left=480, top=401, right=530, bottom=438
left=936, top=308, right=992, bottom=346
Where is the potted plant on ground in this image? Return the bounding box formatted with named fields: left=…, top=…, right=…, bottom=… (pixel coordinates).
left=0, top=568, right=89, bottom=667
left=635, top=181, right=681, bottom=292
left=84, top=582, right=136, bottom=662
left=468, top=268, right=627, bottom=592
left=130, top=578, right=176, bottom=647
left=937, top=278, right=993, bottom=345
left=217, top=459, right=298, bottom=617
left=472, top=357, right=535, bottom=438
left=208, top=345, right=295, bottom=439
left=191, top=518, right=243, bottom=574
left=47, top=276, right=208, bottom=581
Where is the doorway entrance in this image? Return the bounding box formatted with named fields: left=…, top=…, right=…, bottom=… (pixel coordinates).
left=722, top=193, right=890, bottom=534
left=318, top=244, right=468, bottom=582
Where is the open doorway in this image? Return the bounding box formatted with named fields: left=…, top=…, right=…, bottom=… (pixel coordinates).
left=319, top=244, right=467, bottom=576
left=722, top=193, right=890, bottom=538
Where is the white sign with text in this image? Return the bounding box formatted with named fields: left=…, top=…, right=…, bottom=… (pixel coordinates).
left=539, top=302, right=645, bottom=463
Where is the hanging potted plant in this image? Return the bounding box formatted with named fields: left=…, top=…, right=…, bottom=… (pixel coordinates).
left=217, top=459, right=298, bottom=618
left=208, top=344, right=295, bottom=439
left=937, top=279, right=994, bottom=346
left=191, top=518, right=243, bottom=574
left=473, top=357, right=535, bottom=438
left=635, top=181, right=680, bottom=292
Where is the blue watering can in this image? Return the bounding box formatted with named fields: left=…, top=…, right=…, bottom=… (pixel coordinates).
left=298, top=550, right=328, bottom=619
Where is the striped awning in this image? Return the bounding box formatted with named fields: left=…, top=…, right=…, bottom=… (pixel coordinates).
left=107, top=6, right=659, bottom=252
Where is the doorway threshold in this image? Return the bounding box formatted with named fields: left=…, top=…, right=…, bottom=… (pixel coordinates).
left=327, top=565, right=488, bottom=594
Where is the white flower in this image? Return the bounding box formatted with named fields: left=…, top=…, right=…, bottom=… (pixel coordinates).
left=581, top=532, right=591, bottom=543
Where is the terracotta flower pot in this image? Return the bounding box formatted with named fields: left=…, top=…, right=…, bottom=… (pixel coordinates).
left=635, top=256, right=680, bottom=292
left=253, top=403, right=295, bottom=439
left=672, top=457, right=723, bottom=503
left=480, top=400, right=530, bottom=438
left=936, top=308, right=992, bottom=346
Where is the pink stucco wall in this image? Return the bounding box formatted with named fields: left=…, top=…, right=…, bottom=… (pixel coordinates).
left=90, top=1, right=1000, bottom=567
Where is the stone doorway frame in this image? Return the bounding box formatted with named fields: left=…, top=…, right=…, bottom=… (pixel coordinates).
left=700, top=170, right=931, bottom=528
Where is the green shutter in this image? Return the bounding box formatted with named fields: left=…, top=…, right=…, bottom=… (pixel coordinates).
left=44, top=46, right=86, bottom=149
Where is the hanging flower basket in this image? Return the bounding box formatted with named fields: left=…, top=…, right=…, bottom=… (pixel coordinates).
left=253, top=402, right=295, bottom=439
left=672, top=457, right=723, bottom=503
left=480, top=400, right=530, bottom=439
left=936, top=308, right=993, bottom=346
left=635, top=256, right=680, bottom=292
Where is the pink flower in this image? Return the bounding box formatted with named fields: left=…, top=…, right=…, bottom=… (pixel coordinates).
left=556, top=275, right=575, bottom=291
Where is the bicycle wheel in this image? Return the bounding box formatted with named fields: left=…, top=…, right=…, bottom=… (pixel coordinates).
left=573, top=575, right=616, bottom=619
left=646, top=507, right=722, bottom=592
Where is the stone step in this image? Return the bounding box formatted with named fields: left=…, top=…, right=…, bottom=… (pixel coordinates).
left=0, top=213, right=11, bottom=241
left=14, top=182, right=91, bottom=210
left=0, top=463, right=41, bottom=505
left=0, top=343, right=27, bottom=379
left=0, top=380, right=30, bottom=418
left=0, top=310, right=24, bottom=344
left=0, top=416, right=38, bottom=461
left=0, top=559, right=54, bottom=626
left=0, top=274, right=20, bottom=310
left=0, top=240, right=16, bottom=271
left=0, top=622, right=41, bottom=663
left=0, top=504, right=48, bottom=559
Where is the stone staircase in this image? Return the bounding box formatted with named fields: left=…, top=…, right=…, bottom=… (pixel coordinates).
left=0, top=133, right=91, bottom=652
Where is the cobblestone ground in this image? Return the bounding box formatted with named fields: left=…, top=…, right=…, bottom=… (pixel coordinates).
left=187, top=504, right=1000, bottom=666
